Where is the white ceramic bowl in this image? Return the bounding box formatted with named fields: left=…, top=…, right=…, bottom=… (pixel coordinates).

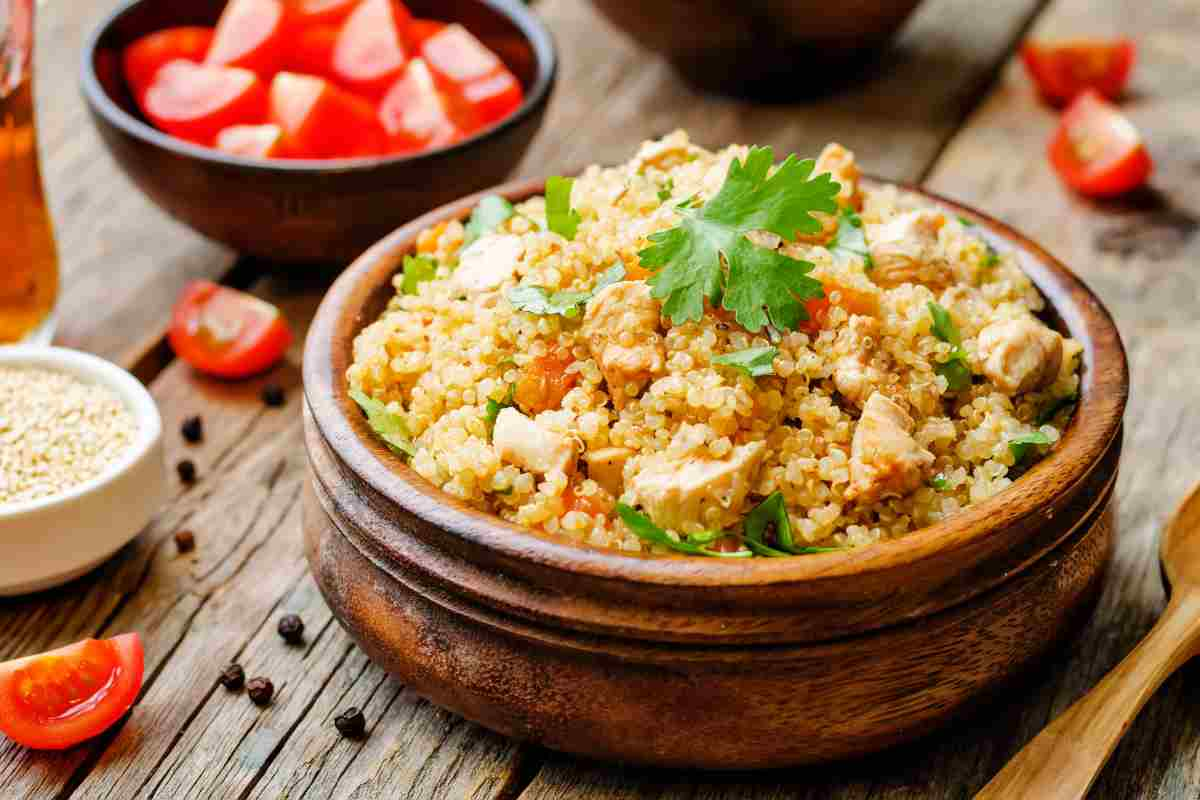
left=0, top=346, right=166, bottom=595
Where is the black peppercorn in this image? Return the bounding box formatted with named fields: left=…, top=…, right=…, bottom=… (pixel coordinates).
left=277, top=614, right=304, bottom=644
left=261, top=384, right=285, bottom=407
left=334, top=707, right=366, bottom=738
left=176, top=459, right=197, bottom=484
left=174, top=529, right=195, bottom=553
left=218, top=663, right=245, bottom=690
left=181, top=415, right=203, bottom=443
left=246, top=676, right=274, bottom=705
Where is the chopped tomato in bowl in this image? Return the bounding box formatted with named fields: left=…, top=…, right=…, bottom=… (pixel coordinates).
left=123, top=26, right=215, bottom=105
left=143, top=60, right=268, bottom=146
left=168, top=281, right=293, bottom=379
left=1048, top=90, right=1152, bottom=197
left=1022, top=38, right=1134, bottom=106
left=0, top=634, right=144, bottom=751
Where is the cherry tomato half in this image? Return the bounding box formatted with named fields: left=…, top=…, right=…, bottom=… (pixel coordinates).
left=1022, top=38, right=1134, bottom=106
left=378, top=58, right=466, bottom=152
left=0, top=634, right=144, bottom=751
left=1048, top=89, right=1152, bottom=197
left=269, top=71, right=387, bottom=158
left=122, top=26, right=215, bottom=105
left=168, top=281, right=293, bottom=379
left=143, top=60, right=268, bottom=146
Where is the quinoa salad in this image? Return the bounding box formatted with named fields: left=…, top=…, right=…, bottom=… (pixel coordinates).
left=346, top=132, right=1082, bottom=557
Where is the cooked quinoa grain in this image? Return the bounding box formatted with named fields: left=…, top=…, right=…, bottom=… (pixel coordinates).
left=348, top=132, right=1082, bottom=555
left=0, top=366, right=137, bottom=505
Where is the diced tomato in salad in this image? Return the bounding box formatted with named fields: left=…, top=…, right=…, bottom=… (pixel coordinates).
left=168, top=281, right=293, bottom=378
left=514, top=348, right=579, bottom=414
left=1048, top=90, right=1152, bottom=197
left=1022, top=38, right=1134, bottom=106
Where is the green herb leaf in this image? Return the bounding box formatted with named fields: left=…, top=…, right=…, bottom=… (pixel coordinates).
left=349, top=388, right=416, bottom=458
left=743, top=538, right=792, bottom=557
left=744, top=491, right=795, bottom=550
left=657, top=178, right=674, bottom=203
left=507, top=263, right=626, bottom=318
left=982, top=242, right=1000, bottom=269
left=711, top=346, right=778, bottom=378
left=828, top=208, right=874, bottom=271
left=463, top=195, right=515, bottom=246
left=927, top=302, right=962, bottom=347
left=400, top=254, right=437, bottom=295
left=638, top=145, right=839, bottom=332
left=928, top=302, right=972, bottom=391
left=1008, top=430, right=1052, bottom=462
left=930, top=474, right=950, bottom=490
left=956, top=215, right=975, bottom=227
left=685, top=530, right=723, bottom=545
left=935, top=359, right=972, bottom=392
left=1036, top=392, right=1079, bottom=426
left=593, top=263, right=626, bottom=293
left=484, top=384, right=516, bottom=434
left=616, top=504, right=750, bottom=558
left=545, top=176, right=582, bottom=240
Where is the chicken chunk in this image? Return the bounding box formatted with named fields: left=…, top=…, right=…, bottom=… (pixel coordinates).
left=584, top=447, right=633, bottom=495
left=582, top=280, right=666, bottom=409
left=814, top=143, right=861, bottom=210
left=977, top=317, right=1064, bottom=394
left=492, top=407, right=575, bottom=476
left=832, top=315, right=885, bottom=408
left=846, top=392, right=935, bottom=503
left=627, top=441, right=766, bottom=532
left=452, top=234, right=523, bottom=293
left=867, top=209, right=952, bottom=288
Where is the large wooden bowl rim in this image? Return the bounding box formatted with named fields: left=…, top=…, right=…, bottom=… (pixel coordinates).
left=304, top=176, right=1128, bottom=590
left=80, top=0, right=557, bottom=173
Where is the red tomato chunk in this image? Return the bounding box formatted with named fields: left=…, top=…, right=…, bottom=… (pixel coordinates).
left=206, top=0, right=290, bottom=77
left=143, top=60, right=267, bottom=145
left=1048, top=90, right=1152, bottom=197
left=1022, top=38, right=1135, bottom=106
left=270, top=71, right=386, bottom=158
left=168, top=281, right=294, bottom=379
left=123, top=26, right=215, bottom=104
left=331, top=0, right=413, bottom=99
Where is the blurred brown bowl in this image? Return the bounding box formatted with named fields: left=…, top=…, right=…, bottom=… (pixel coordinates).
left=80, top=0, right=557, bottom=263
left=589, top=0, right=923, bottom=97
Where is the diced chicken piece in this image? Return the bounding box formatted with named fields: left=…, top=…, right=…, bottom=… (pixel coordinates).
left=584, top=447, right=633, bottom=496
left=977, top=317, right=1064, bottom=394
left=867, top=209, right=952, bottom=288
left=452, top=233, right=523, bottom=293
left=627, top=441, right=767, bottom=532
left=493, top=407, right=575, bottom=475
left=833, top=355, right=886, bottom=409
left=814, top=142, right=861, bottom=210
left=582, top=280, right=666, bottom=409
left=631, top=129, right=701, bottom=173
left=846, top=392, right=935, bottom=503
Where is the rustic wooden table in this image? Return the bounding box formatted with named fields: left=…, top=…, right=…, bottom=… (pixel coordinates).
left=4, top=0, right=1199, bottom=796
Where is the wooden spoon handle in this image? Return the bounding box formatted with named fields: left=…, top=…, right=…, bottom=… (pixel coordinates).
left=976, top=592, right=1200, bottom=800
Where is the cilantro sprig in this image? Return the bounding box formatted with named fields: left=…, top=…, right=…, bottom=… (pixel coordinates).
left=463, top=195, right=515, bottom=246
left=928, top=302, right=972, bottom=391
left=828, top=208, right=874, bottom=271
left=349, top=388, right=416, bottom=458
left=1008, top=431, right=1052, bottom=462
left=507, top=263, right=625, bottom=319
left=400, top=254, right=437, bottom=295
left=545, top=176, right=582, bottom=240
left=638, top=146, right=840, bottom=333
left=711, top=346, right=777, bottom=378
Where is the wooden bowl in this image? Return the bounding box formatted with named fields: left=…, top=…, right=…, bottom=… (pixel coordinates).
left=79, top=0, right=556, bottom=263
left=586, top=0, right=924, bottom=98
left=302, top=179, right=1128, bottom=768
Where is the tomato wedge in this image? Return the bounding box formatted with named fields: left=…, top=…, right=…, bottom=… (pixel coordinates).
left=123, top=26, right=215, bottom=105
left=269, top=72, right=387, bottom=158
left=0, top=634, right=144, bottom=751
left=331, top=0, right=413, bottom=98
left=143, top=60, right=267, bottom=145
left=1048, top=90, right=1152, bottom=197
left=378, top=58, right=466, bottom=152
left=420, top=24, right=522, bottom=127
left=289, top=0, right=360, bottom=27
left=168, top=281, right=294, bottom=379
left=206, top=0, right=290, bottom=77
left=286, top=24, right=340, bottom=78
left=216, top=123, right=286, bottom=158
left=1022, top=38, right=1134, bottom=106
left=404, top=18, right=446, bottom=50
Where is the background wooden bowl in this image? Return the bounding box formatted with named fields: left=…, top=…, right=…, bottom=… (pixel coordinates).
left=587, top=0, right=925, bottom=98
left=303, top=179, right=1128, bottom=767
left=80, top=0, right=556, bottom=263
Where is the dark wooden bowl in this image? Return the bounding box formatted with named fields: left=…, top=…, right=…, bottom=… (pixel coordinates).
left=302, top=179, right=1129, bottom=768
left=587, top=0, right=924, bottom=98
left=80, top=0, right=556, bottom=263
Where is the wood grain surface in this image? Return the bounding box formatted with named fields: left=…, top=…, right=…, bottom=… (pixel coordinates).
left=3, top=0, right=1199, bottom=795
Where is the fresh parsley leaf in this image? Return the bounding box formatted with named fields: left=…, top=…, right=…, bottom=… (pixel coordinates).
left=927, top=302, right=962, bottom=347
left=936, top=359, right=972, bottom=392
left=981, top=242, right=1000, bottom=269
left=616, top=504, right=750, bottom=558
left=463, top=194, right=515, bottom=246
left=657, top=178, right=674, bottom=203
left=930, top=474, right=950, bottom=490
left=928, top=302, right=972, bottom=391
left=638, top=145, right=839, bottom=332
left=744, top=491, right=795, bottom=550
left=507, top=264, right=627, bottom=318
left=1009, top=431, right=1052, bottom=462
left=711, top=346, right=778, bottom=378
left=828, top=207, right=874, bottom=271
left=545, top=176, right=582, bottom=240
left=1037, top=392, right=1079, bottom=426
left=484, top=384, right=516, bottom=434
left=400, top=254, right=437, bottom=295
left=349, top=388, right=416, bottom=458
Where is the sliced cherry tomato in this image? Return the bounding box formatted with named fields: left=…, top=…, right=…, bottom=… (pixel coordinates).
left=1048, top=90, right=1152, bottom=197
left=404, top=18, right=446, bottom=50
left=378, top=58, right=467, bottom=152
left=420, top=23, right=522, bottom=126
left=1022, top=38, right=1134, bottom=106
left=206, top=0, right=290, bottom=77
left=168, top=281, right=293, bottom=378
left=122, top=26, right=215, bottom=105
left=331, top=0, right=413, bottom=98
left=286, top=24, right=340, bottom=78
left=0, top=634, right=144, bottom=751
left=143, top=60, right=268, bottom=145
left=514, top=348, right=578, bottom=414
left=269, top=72, right=387, bottom=158
left=216, top=123, right=286, bottom=158
left=288, top=0, right=360, bottom=27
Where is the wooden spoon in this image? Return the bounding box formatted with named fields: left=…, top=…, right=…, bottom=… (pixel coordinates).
left=976, top=481, right=1200, bottom=800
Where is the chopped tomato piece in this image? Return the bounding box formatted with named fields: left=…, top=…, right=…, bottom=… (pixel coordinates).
left=286, top=24, right=340, bottom=78
left=378, top=58, right=467, bottom=152
left=206, top=0, right=290, bottom=77
left=269, top=71, right=386, bottom=158
left=331, top=0, right=413, bottom=98
left=563, top=483, right=614, bottom=517
left=122, top=26, right=215, bottom=104
left=143, top=60, right=267, bottom=145
left=289, top=0, right=360, bottom=27
left=404, top=18, right=446, bottom=50
left=216, top=123, right=286, bottom=158
left=0, top=634, right=144, bottom=751
left=420, top=23, right=522, bottom=126
left=1048, top=90, right=1152, bottom=197
left=1022, top=38, right=1134, bottom=106
left=514, top=348, right=578, bottom=414
left=460, top=69, right=522, bottom=126
left=168, top=281, right=294, bottom=379
left=799, top=296, right=830, bottom=335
